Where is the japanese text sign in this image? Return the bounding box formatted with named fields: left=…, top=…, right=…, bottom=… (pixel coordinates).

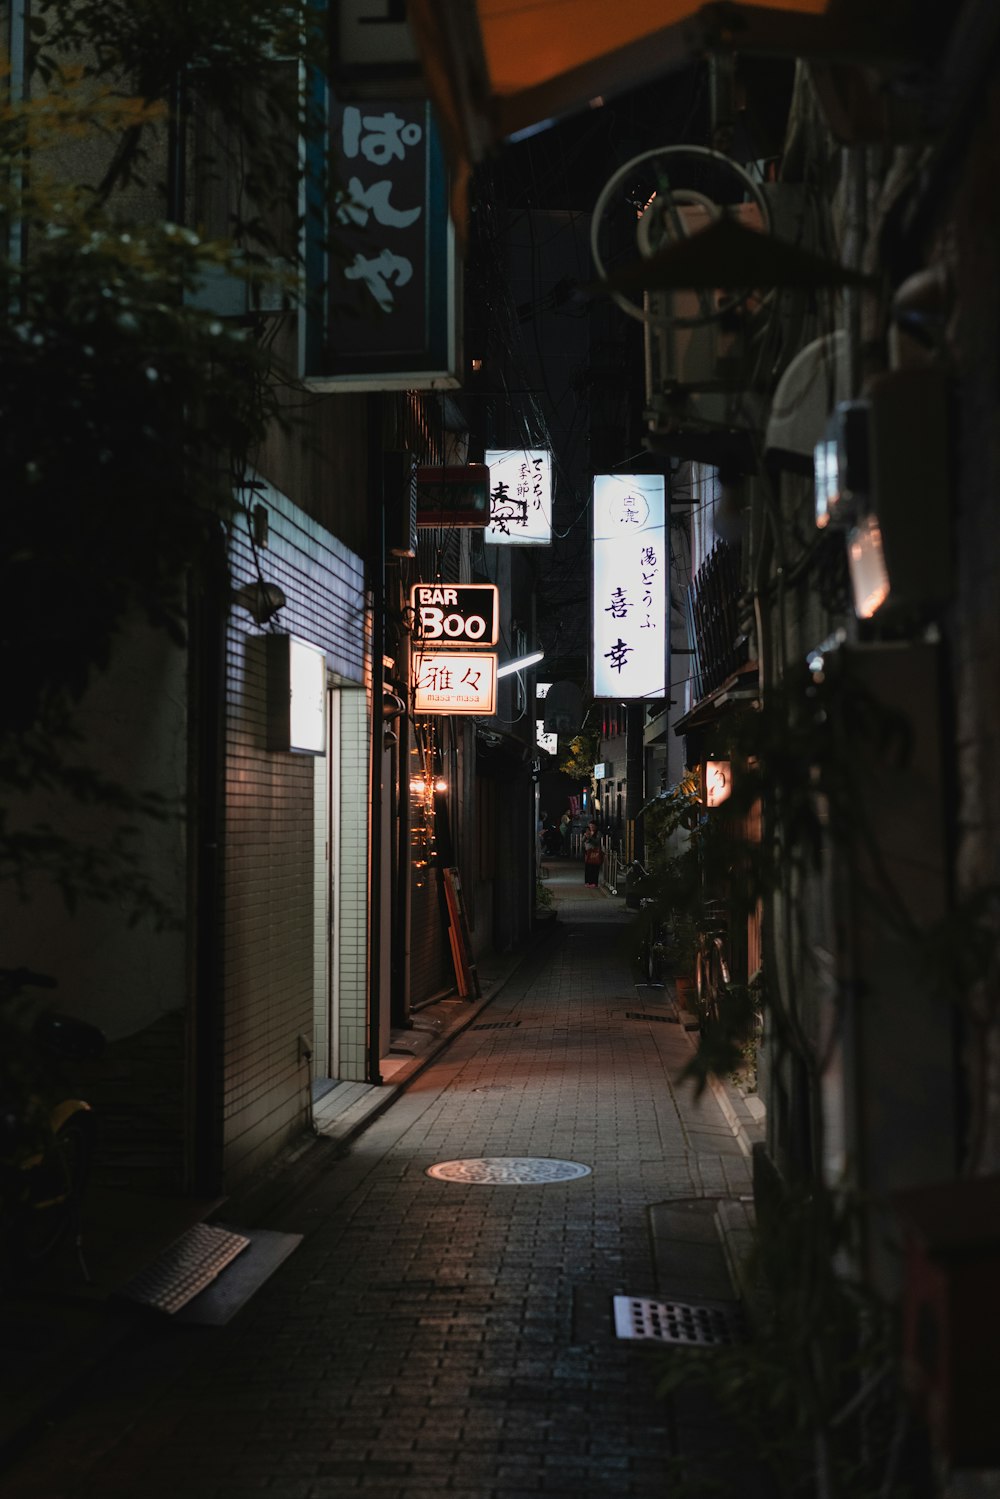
left=592, top=475, right=666, bottom=700
left=410, top=584, right=499, bottom=648
left=413, top=652, right=497, bottom=715
left=484, top=449, right=552, bottom=546
left=302, top=97, right=458, bottom=389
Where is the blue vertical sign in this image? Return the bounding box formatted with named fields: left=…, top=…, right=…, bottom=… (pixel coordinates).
left=301, top=93, right=459, bottom=389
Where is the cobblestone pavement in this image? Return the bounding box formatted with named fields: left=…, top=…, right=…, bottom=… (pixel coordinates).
left=3, top=863, right=756, bottom=1498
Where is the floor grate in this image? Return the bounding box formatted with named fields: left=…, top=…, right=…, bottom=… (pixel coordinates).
left=119, top=1223, right=251, bottom=1315
left=471, top=1021, right=521, bottom=1030
left=613, top=1295, right=745, bottom=1345
left=625, top=1011, right=679, bottom=1024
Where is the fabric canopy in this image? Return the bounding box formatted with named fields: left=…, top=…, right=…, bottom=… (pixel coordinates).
left=406, top=0, right=912, bottom=232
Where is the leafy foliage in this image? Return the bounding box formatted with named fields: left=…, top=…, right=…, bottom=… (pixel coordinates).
left=1, top=1, right=327, bottom=1187
left=656, top=1187, right=911, bottom=1498
left=558, top=730, right=600, bottom=783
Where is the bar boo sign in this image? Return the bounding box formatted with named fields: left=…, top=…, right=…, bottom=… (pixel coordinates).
left=410, top=583, right=499, bottom=647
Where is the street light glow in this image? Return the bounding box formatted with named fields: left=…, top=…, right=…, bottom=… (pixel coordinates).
left=497, top=650, right=544, bottom=678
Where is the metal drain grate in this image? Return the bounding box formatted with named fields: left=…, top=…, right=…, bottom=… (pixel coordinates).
left=471, top=1021, right=521, bottom=1030
left=625, top=1011, right=679, bottom=1024
left=426, top=1157, right=591, bottom=1184
left=613, top=1295, right=745, bottom=1345
left=120, top=1223, right=251, bottom=1315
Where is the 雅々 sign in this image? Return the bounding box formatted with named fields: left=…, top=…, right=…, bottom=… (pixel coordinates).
left=592, top=474, right=665, bottom=700
left=410, top=584, right=499, bottom=648
left=413, top=652, right=497, bottom=715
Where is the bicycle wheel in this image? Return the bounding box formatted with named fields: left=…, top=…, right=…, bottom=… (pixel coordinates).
left=695, top=940, right=728, bottom=1028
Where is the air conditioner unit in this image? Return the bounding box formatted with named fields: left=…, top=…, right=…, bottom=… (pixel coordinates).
left=644, top=200, right=769, bottom=449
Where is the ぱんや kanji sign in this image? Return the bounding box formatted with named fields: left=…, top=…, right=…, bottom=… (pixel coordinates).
left=410, top=584, right=499, bottom=648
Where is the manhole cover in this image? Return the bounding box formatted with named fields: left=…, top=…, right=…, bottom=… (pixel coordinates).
left=613, top=1295, right=745, bottom=1345
left=426, top=1157, right=592, bottom=1184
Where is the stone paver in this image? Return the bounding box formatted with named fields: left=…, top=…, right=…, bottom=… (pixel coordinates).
left=2, top=862, right=755, bottom=1498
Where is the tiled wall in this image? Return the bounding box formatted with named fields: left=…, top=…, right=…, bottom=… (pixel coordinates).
left=223, top=477, right=366, bottom=1186
left=335, top=685, right=370, bottom=1082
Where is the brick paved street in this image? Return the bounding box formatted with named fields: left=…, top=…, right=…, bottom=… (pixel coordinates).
left=3, top=865, right=758, bottom=1498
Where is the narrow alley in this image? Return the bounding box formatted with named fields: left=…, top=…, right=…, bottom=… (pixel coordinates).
left=4, top=870, right=762, bottom=1498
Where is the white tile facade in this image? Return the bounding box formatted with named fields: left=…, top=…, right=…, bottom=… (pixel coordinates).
left=223, top=478, right=368, bottom=1186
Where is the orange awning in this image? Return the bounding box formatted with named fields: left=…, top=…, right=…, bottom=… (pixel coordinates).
left=407, top=0, right=913, bottom=229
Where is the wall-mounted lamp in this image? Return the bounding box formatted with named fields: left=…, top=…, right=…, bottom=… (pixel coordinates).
left=433, top=777, right=448, bottom=792
left=847, top=514, right=891, bottom=619
left=814, top=401, right=868, bottom=531
left=232, top=580, right=287, bottom=624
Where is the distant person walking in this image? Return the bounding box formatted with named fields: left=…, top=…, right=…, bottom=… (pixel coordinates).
left=582, top=821, right=603, bottom=887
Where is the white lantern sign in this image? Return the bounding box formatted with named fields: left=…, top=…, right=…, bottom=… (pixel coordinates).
left=592, top=474, right=665, bottom=699
left=484, top=448, right=552, bottom=545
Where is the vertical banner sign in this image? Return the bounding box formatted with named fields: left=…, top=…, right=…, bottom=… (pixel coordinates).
left=484, top=449, right=552, bottom=545
left=592, top=474, right=666, bottom=699
left=302, top=97, right=459, bottom=389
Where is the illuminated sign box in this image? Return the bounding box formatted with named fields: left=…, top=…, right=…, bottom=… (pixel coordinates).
left=536, top=721, right=558, bottom=755
left=592, top=474, right=666, bottom=700
left=410, top=583, right=499, bottom=647
left=415, top=465, right=491, bottom=527
left=413, top=652, right=497, bottom=715
left=485, top=449, right=552, bottom=545
left=302, top=100, right=459, bottom=391
left=266, top=634, right=327, bottom=754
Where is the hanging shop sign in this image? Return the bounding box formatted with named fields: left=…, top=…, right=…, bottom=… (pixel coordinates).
left=415, top=464, right=491, bottom=527
left=484, top=449, right=552, bottom=545
left=266, top=634, right=327, bottom=754
left=536, top=721, right=558, bottom=755
left=413, top=651, right=497, bottom=715
left=592, top=474, right=666, bottom=700
left=301, top=97, right=459, bottom=390
left=410, top=583, right=499, bottom=647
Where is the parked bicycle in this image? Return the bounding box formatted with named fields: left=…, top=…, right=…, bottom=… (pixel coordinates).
left=694, top=902, right=732, bottom=1028
left=0, top=969, right=106, bottom=1282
